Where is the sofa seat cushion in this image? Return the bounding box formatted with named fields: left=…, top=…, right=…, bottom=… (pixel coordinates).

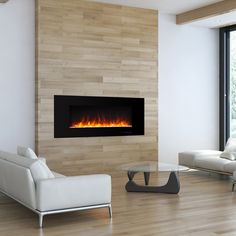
left=195, top=156, right=231, bottom=172
left=223, top=161, right=236, bottom=173
left=179, top=150, right=223, bottom=167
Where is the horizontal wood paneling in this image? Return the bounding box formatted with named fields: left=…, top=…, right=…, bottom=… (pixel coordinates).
left=36, top=0, right=158, bottom=175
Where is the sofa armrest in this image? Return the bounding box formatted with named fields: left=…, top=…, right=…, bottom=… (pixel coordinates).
left=36, top=174, right=111, bottom=212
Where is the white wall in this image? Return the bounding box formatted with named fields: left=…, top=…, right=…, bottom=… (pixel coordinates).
left=0, top=2, right=219, bottom=160
left=158, top=13, right=219, bottom=164
left=0, top=0, right=35, bottom=152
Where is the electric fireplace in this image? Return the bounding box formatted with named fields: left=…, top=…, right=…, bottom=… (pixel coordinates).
left=54, top=95, right=144, bottom=138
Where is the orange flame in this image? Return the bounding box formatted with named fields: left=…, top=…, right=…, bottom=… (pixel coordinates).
left=70, top=117, right=132, bottom=128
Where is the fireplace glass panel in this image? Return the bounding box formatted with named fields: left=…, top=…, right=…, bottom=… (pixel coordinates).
left=54, top=95, right=144, bottom=138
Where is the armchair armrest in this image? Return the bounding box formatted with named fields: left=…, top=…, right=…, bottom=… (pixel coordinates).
left=36, top=174, right=111, bottom=212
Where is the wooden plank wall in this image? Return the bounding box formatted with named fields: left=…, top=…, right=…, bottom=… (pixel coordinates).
left=36, top=0, right=158, bottom=175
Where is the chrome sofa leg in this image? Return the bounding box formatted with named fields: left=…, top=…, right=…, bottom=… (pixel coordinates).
left=108, top=204, right=112, bottom=218
left=39, top=214, right=44, bottom=228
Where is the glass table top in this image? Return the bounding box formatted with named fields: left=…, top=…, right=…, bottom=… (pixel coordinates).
left=120, top=161, right=189, bottom=173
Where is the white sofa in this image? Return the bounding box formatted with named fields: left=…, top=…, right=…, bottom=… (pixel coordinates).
left=0, top=150, right=112, bottom=227
left=178, top=150, right=236, bottom=175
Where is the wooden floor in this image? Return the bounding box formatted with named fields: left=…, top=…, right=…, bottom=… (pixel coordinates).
left=0, top=171, right=236, bottom=236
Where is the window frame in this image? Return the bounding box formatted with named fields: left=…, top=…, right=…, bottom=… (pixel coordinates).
left=219, top=25, right=236, bottom=150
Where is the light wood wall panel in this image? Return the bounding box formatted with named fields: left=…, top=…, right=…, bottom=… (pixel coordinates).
left=36, top=0, right=158, bottom=175
left=176, top=0, right=236, bottom=25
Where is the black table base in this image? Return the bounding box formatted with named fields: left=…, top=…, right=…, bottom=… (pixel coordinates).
left=125, top=171, right=180, bottom=194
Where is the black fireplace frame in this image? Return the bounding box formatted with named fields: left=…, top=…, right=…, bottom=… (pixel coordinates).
left=54, top=95, right=144, bottom=138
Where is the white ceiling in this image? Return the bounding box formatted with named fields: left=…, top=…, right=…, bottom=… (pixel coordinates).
left=92, top=0, right=236, bottom=28
left=92, top=0, right=222, bottom=14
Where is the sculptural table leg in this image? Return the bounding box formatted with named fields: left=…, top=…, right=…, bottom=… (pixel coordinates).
left=125, top=171, right=180, bottom=194
left=144, top=172, right=150, bottom=185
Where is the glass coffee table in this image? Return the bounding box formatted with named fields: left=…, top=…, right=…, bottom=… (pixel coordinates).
left=121, top=161, right=188, bottom=194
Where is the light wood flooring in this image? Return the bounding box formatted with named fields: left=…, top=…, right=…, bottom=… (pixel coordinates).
left=0, top=171, right=236, bottom=236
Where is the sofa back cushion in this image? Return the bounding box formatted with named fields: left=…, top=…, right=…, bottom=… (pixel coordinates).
left=0, top=150, right=36, bottom=167
left=0, top=150, right=54, bottom=181
left=30, top=161, right=54, bottom=182
left=0, top=151, right=37, bottom=209
left=220, top=152, right=236, bottom=161
left=0, top=150, right=54, bottom=209
left=222, top=138, right=236, bottom=160
left=225, top=138, right=236, bottom=152
left=17, top=146, right=38, bottom=159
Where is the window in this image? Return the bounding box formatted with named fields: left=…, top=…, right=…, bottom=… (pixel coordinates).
left=220, top=25, right=236, bottom=150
